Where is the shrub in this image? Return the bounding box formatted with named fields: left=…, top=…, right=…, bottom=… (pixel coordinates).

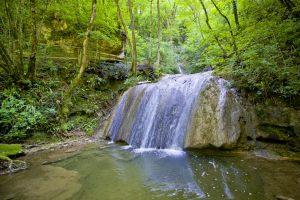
left=0, top=89, right=46, bottom=142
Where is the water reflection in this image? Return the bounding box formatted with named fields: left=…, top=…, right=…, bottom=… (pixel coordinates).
left=108, top=146, right=264, bottom=199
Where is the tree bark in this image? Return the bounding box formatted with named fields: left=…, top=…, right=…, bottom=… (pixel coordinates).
left=156, top=0, right=161, bottom=68
left=211, top=0, right=239, bottom=60
left=0, top=40, right=14, bottom=75
left=114, top=0, right=135, bottom=75
left=17, top=0, right=25, bottom=78
left=149, top=0, right=153, bottom=64
left=232, top=0, right=240, bottom=30
left=28, top=0, right=38, bottom=81
left=61, top=0, right=97, bottom=118
left=188, top=5, right=205, bottom=40
left=199, top=0, right=227, bottom=57
left=127, top=0, right=137, bottom=75
left=4, top=0, right=24, bottom=80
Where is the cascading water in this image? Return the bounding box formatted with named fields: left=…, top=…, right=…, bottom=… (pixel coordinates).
left=105, top=71, right=242, bottom=150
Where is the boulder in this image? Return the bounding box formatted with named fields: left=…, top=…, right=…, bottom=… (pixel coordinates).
left=185, top=78, right=242, bottom=148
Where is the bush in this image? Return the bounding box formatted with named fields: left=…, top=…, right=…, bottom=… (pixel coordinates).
left=0, top=89, right=46, bottom=142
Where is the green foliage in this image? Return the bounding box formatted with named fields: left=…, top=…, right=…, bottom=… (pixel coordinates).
left=0, top=89, right=46, bottom=142
left=1, top=0, right=299, bottom=144
left=61, top=116, right=98, bottom=136
left=180, top=0, right=300, bottom=102
left=123, top=75, right=145, bottom=88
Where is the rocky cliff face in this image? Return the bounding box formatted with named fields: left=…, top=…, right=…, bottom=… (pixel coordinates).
left=250, top=104, right=300, bottom=151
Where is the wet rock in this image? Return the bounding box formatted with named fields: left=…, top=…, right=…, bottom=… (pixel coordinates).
left=202, top=66, right=213, bottom=72
left=185, top=77, right=242, bottom=148
left=276, top=195, right=295, bottom=200
left=254, top=105, right=300, bottom=150
left=0, top=160, right=27, bottom=175
left=252, top=149, right=283, bottom=160
left=137, top=63, right=155, bottom=79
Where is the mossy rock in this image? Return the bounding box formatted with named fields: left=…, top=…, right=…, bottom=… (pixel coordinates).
left=257, top=124, right=295, bottom=142
left=0, top=144, right=23, bottom=158
left=0, top=144, right=27, bottom=174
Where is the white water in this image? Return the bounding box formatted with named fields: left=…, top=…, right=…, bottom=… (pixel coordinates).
left=106, top=71, right=241, bottom=150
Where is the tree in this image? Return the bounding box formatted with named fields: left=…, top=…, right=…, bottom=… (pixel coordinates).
left=211, top=0, right=239, bottom=60
left=199, top=0, right=227, bottom=57
left=149, top=0, right=153, bottom=64
left=28, top=0, right=38, bottom=81
left=232, top=0, right=240, bottom=30
left=1, top=0, right=25, bottom=81
left=114, top=0, right=136, bottom=75
left=61, top=0, right=97, bottom=118
left=156, top=0, right=161, bottom=68
left=127, top=0, right=137, bottom=75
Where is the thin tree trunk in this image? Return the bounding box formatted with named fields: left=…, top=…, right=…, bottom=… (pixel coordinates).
left=156, top=0, right=161, bottom=68
left=28, top=0, right=38, bottom=81
left=188, top=5, right=205, bottom=40
left=61, top=0, right=97, bottom=118
left=17, top=0, right=25, bottom=78
left=114, top=0, right=135, bottom=74
left=211, top=0, right=239, bottom=60
left=127, top=0, right=137, bottom=75
left=149, top=0, right=153, bottom=64
left=199, top=0, right=227, bottom=57
left=4, top=0, right=23, bottom=80
left=0, top=40, right=14, bottom=75
left=4, top=0, right=16, bottom=52
left=232, top=0, right=240, bottom=30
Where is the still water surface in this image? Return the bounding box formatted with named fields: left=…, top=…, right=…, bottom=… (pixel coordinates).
left=0, top=142, right=299, bottom=200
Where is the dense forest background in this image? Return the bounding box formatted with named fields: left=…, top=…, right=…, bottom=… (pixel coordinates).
left=0, top=0, right=299, bottom=143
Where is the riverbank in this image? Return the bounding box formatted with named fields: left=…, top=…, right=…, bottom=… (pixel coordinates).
left=0, top=135, right=98, bottom=175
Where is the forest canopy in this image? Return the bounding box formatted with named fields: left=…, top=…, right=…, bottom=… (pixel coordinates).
left=0, top=0, right=299, bottom=142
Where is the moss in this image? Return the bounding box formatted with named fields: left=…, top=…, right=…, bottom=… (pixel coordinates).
left=0, top=144, right=22, bottom=163
left=0, top=144, right=22, bottom=157
left=258, top=124, right=294, bottom=142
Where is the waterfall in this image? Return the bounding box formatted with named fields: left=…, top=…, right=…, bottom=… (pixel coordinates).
left=105, top=72, right=242, bottom=150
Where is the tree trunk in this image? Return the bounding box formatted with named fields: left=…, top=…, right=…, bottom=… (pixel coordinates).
left=232, top=0, right=240, bottom=30
left=4, top=0, right=24, bottom=80
left=28, top=0, right=38, bottom=81
left=61, top=0, right=97, bottom=119
left=127, top=0, right=137, bottom=75
left=188, top=5, right=205, bottom=40
left=211, top=0, right=239, bottom=60
left=17, top=0, right=25, bottom=78
left=149, top=0, right=153, bottom=64
left=156, top=0, right=161, bottom=68
left=0, top=40, right=14, bottom=75
left=114, top=0, right=135, bottom=75
left=199, top=0, right=227, bottom=57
